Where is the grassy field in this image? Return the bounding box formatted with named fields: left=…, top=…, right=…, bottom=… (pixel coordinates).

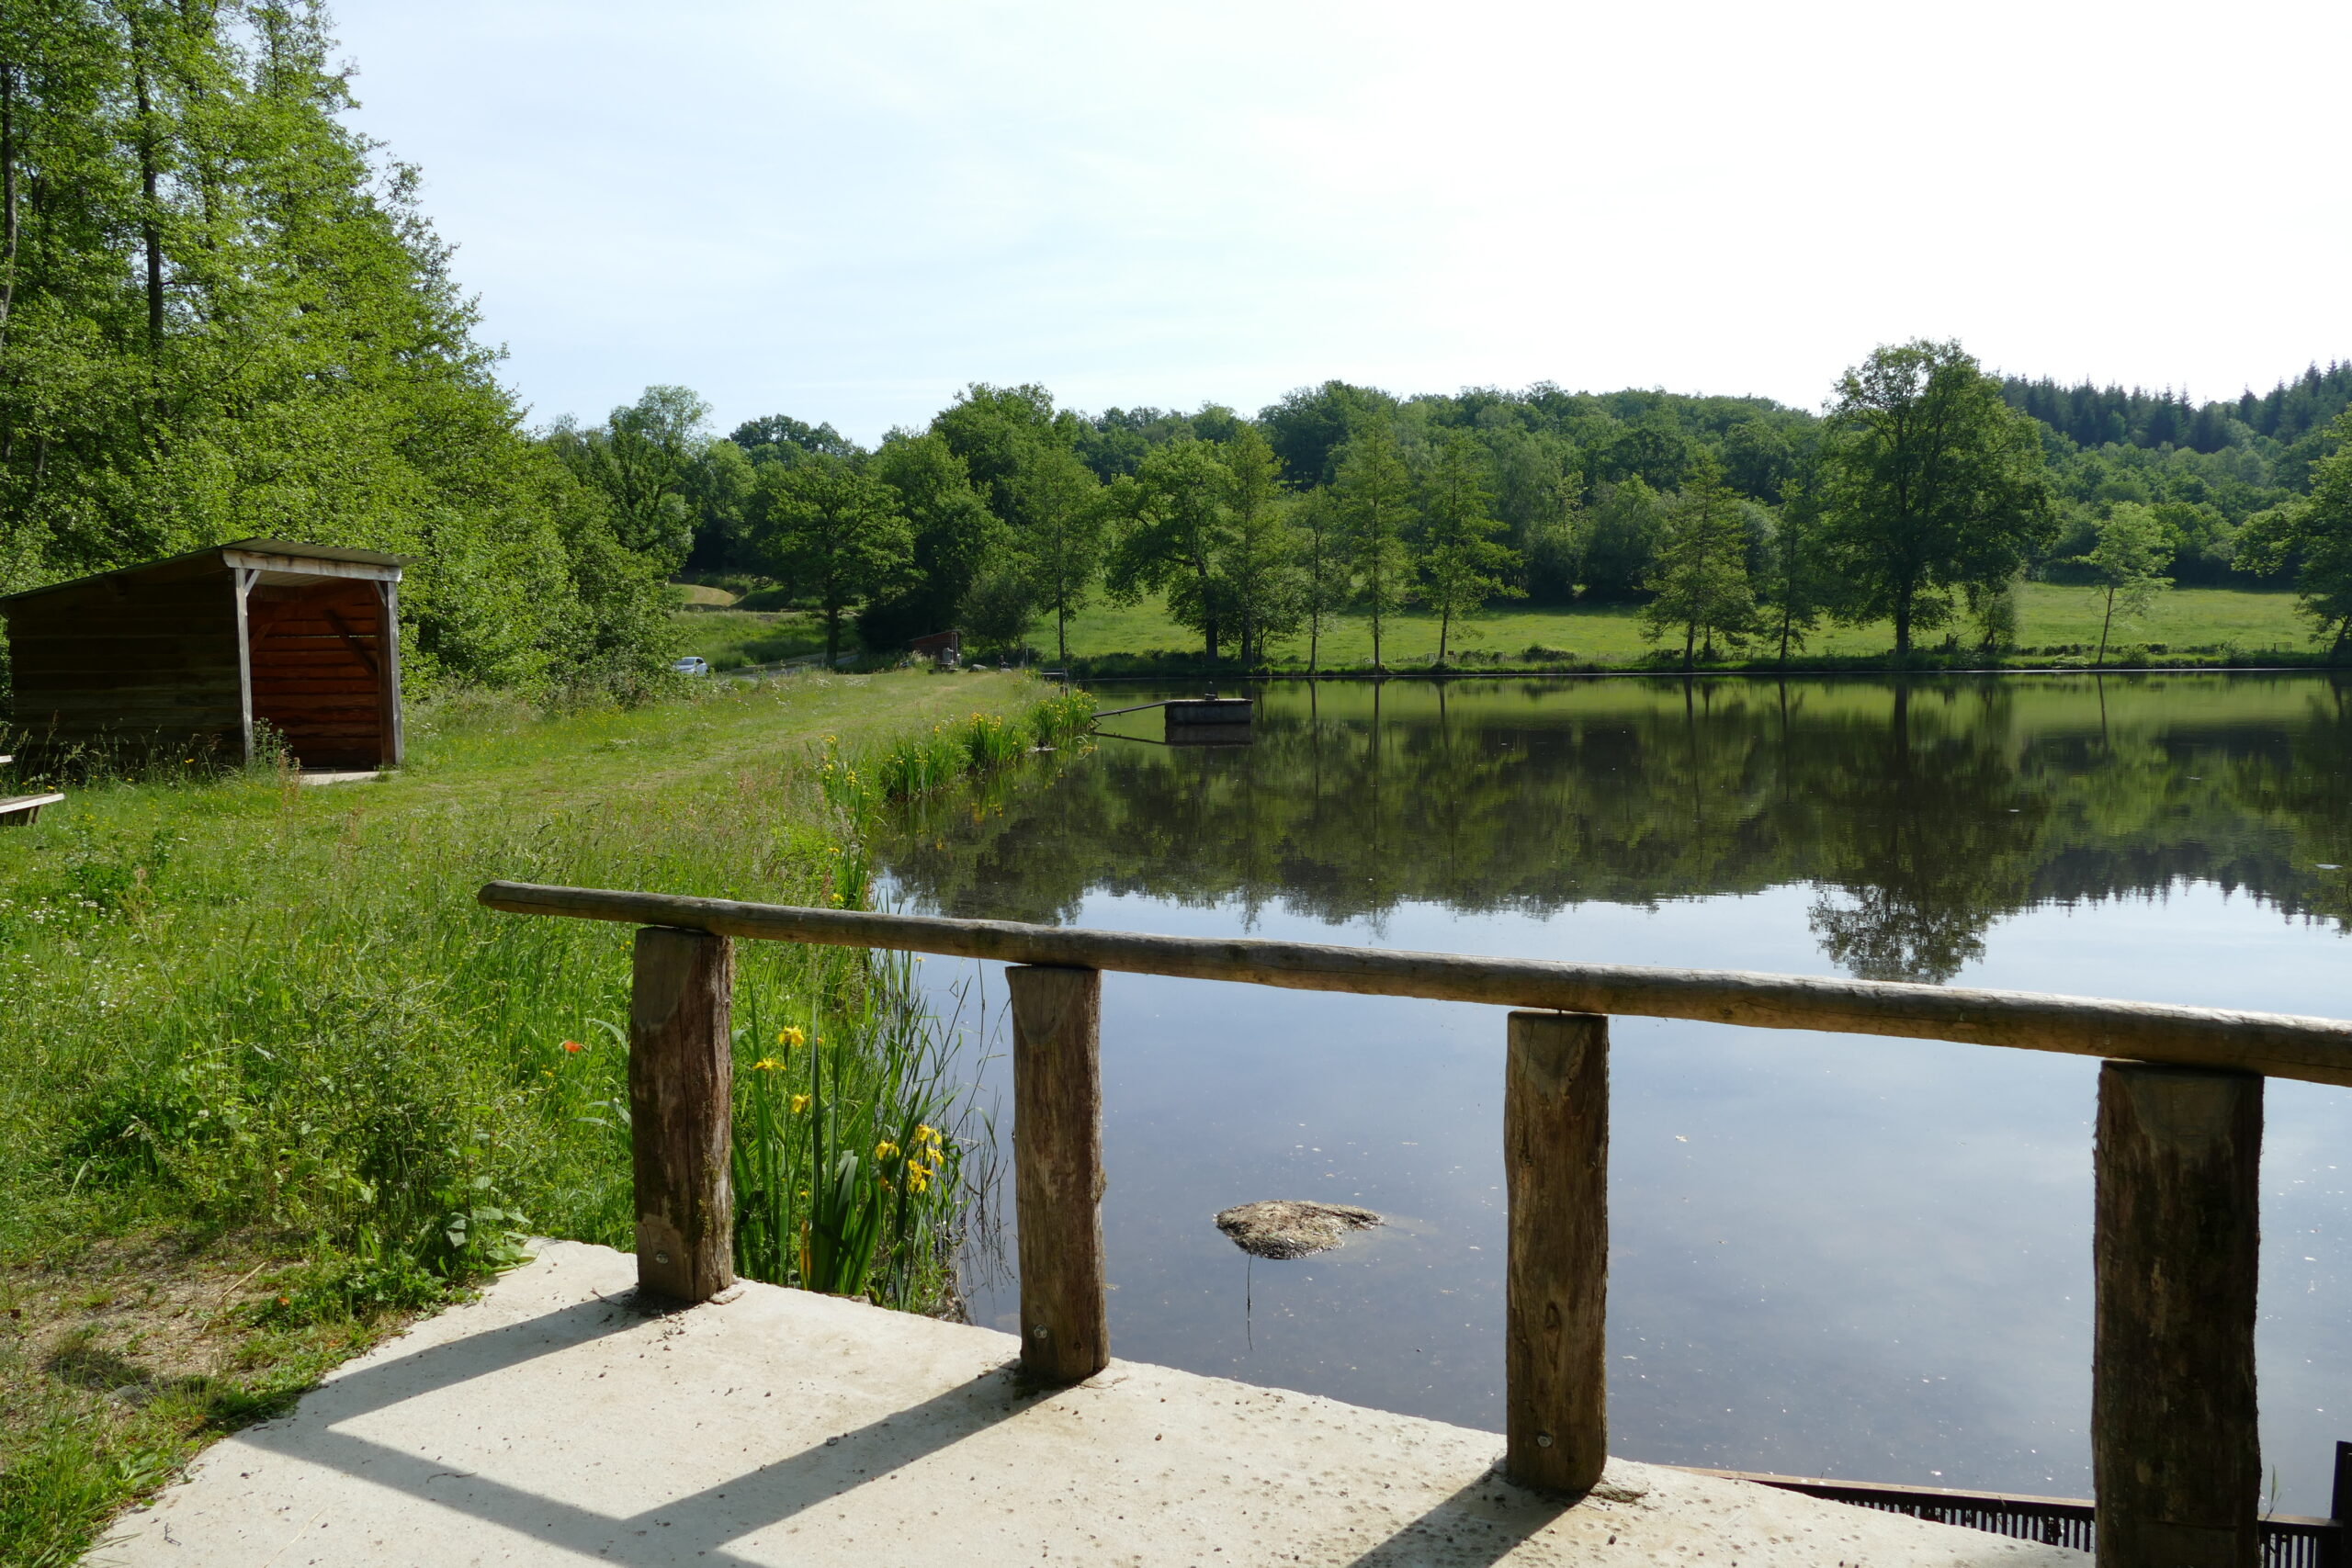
left=675, top=609, right=831, bottom=671
left=1043, top=584, right=2321, bottom=671
left=0, top=668, right=1078, bottom=1566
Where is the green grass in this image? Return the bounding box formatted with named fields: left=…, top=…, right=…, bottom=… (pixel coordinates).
left=0, top=666, right=1077, bottom=1566
left=674, top=609, right=830, bottom=671
left=1042, top=584, right=2324, bottom=671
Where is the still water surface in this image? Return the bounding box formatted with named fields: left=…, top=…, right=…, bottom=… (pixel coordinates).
left=873, top=674, right=2352, bottom=1511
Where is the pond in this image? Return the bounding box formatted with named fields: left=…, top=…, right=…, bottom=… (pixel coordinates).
left=872, top=673, right=2352, bottom=1513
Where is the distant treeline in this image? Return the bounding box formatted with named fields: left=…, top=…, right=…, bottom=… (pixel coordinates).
left=2003, top=364, right=2352, bottom=457
left=645, top=343, right=2352, bottom=669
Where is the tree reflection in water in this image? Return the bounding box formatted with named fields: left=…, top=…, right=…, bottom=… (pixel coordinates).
left=876, top=673, right=2352, bottom=981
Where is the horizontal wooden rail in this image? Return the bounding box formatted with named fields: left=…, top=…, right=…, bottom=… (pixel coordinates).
left=476, top=881, right=2352, bottom=1089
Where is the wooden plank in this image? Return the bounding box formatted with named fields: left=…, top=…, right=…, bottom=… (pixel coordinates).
left=220, top=547, right=401, bottom=582
left=472, top=885, right=2352, bottom=1089
left=0, top=793, right=66, bottom=825
left=628, top=926, right=736, bottom=1303
left=2092, top=1061, right=2261, bottom=1568
left=1505, top=1010, right=1608, bottom=1495
left=1010, top=964, right=1107, bottom=1384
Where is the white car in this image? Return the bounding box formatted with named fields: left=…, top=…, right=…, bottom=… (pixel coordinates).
left=671, top=655, right=711, bottom=676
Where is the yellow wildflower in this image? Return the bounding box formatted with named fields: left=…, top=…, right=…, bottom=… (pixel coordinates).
left=875, top=1140, right=899, bottom=1161
left=908, top=1168, right=931, bottom=1194
left=789, top=1093, right=811, bottom=1114
left=752, top=1056, right=786, bottom=1073
left=777, top=1026, right=807, bottom=1048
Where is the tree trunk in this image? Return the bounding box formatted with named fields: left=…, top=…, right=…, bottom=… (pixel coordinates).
left=1892, top=594, right=1912, bottom=661
left=135, top=65, right=163, bottom=349
left=824, top=604, right=841, bottom=666
left=1, top=67, right=17, bottom=342
left=1308, top=611, right=1319, bottom=676
left=1682, top=624, right=1695, bottom=672
left=2096, top=583, right=2115, bottom=669
left=1057, top=602, right=1068, bottom=666
left=1439, top=604, right=1452, bottom=663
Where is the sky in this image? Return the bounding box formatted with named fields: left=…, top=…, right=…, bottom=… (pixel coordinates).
left=329, top=0, right=2352, bottom=444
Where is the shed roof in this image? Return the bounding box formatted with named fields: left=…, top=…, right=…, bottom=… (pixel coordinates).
left=0, top=538, right=409, bottom=606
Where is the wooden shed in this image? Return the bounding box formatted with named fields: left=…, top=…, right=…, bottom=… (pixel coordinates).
left=0, top=538, right=407, bottom=771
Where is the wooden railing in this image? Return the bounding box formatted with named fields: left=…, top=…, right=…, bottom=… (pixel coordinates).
left=480, top=879, right=2352, bottom=1568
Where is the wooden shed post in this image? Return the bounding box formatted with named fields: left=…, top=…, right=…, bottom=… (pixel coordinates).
left=2093, top=1060, right=2262, bottom=1568
left=375, top=578, right=403, bottom=766
left=1010, top=964, right=1107, bottom=1383
left=1505, top=1010, right=1610, bottom=1495
left=629, top=926, right=736, bottom=1303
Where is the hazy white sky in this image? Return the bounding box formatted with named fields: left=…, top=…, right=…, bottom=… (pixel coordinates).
left=331, top=0, right=2352, bottom=442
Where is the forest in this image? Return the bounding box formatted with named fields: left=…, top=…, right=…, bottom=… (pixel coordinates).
left=2, top=4, right=2349, bottom=700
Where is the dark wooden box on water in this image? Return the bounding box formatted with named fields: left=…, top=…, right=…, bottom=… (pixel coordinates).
left=1164, top=695, right=1252, bottom=746
left=0, top=538, right=407, bottom=772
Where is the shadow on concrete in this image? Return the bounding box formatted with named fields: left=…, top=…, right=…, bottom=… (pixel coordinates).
left=1341, top=1471, right=1574, bottom=1567
left=232, top=1296, right=1046, bottom=1568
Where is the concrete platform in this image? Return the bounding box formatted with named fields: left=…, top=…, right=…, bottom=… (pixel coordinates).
left=91, top=1241, right=2086, bottom=1567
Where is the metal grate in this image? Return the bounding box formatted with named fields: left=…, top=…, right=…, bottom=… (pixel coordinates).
left=1692, top=1468, right=2344, bottom=1565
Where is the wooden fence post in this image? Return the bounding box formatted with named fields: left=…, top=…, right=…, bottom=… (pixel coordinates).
left=1010, top=964, right=1107, bottom=1383
left=1505, top=1010, right=1609, bottom=1495
left=629, top=926, right=736, bottom=1303
left=2093, top=1060, right=2262, bottom=1568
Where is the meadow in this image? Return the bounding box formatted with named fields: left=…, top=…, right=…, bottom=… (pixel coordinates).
left=1040, top=584, right=2323, bottom=671
left=0, top=668, right=1088, bottom=1566
left=677, top=609, right=831, bottom=671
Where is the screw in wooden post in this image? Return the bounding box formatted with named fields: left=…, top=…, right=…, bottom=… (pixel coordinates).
left=1010, top=964, right=1107, bottom=1383
left=628, top=926, right=736, bottom=1303
left=1504, top=1010, right=1609, bottom=1496
left=2093, top=1060, right=2262, bottom=1568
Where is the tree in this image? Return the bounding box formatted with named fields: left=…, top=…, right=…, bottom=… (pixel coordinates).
left=857, top=432, right=1001, bottom=650
left=1416, top=434, right=1521, bottom=662
left=1294, top=488, right=1351, bottom=676
left=1758, top=475, right=1832, bottom=665
left=1817, top=340, right=2054, bottom=659
left=749, top=457, right=914, bottom=665
left=545, top=387, right=722, bottom=573
left=2074, top=502, right=2172, bottom=666
left=1108, top=438, right=1235, bottom=659
left=1640, top=457, right=1755, bottom=669
left=1008, top=442, right=1104, bottom=665
left=1218, top=427, right=1304, bottom=667
left=1332, top=421, right=1414, bottom=669
left=2237, top=409, right=2352, bottom=658
left=1577, top=479, right=1665, bottom=599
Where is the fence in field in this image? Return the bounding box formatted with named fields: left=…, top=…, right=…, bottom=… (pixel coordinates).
left=479, top=879, right=2352, bottom=1568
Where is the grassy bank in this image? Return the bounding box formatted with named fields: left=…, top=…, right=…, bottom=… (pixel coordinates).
left=0, top=668, right=1085, bottom=1566
left=1043, top=584, right=2331, bottom=674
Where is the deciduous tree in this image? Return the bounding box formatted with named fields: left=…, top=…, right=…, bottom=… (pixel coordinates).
left=750, top=457, right=915, bottom=665
left=1416, top=434, right=1521, bottom=662
left=1640, top=457, right=1754, bottom=669
left=2074, top=502, right=2172, bottom=666
left=1818, top=340, right=2054, bottom=660
left=1332, top=421, right=1414, bottom=669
